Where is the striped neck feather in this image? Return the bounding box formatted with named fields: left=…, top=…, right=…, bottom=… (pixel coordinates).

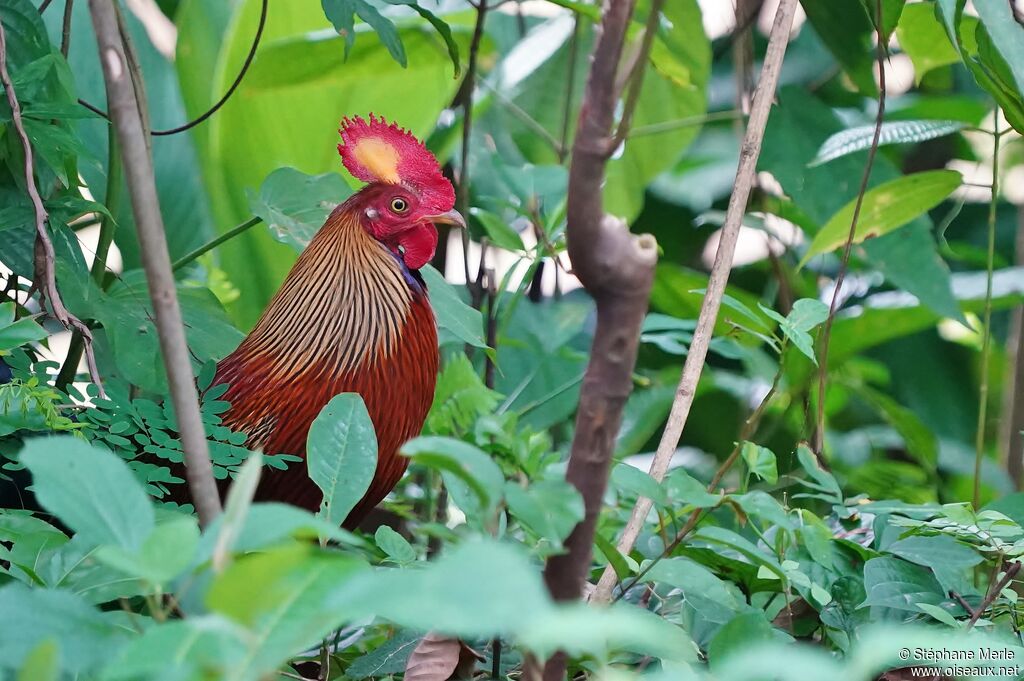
left=235, top=207, right=414, bottom=375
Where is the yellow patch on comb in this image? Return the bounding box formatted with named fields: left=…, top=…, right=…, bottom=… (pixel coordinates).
left=351, top=137, right=401, bottom=184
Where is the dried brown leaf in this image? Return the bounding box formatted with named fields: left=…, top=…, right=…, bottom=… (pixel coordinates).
left=404, top=633, right=461, bottom=681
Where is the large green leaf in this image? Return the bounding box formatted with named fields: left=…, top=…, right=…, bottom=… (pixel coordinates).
left=895, top=3, right=961, bottom=82
left=860, top=556, right=947, bottom=612
left=20, top=437, right=154, bottom=552
left=811, top=120, right=965, bottom=166
left=800, top=170, right=962, bottom=266
left=401, top=435, right=504, bottom=517
left=504, top=479, right=584, bottom=550
left=421, top=265, right=487, bottom=349
left=307, top=393, right=378, bottom=527
left=972, top=0, right=1024, bottom=103
left=248, top=167, right=353, bottom=251
left=0, top=583, right=130, bottom=675
left=206, top=545, right=371, bottom=680
left=102, top=616, right=247, bottom=681
left=800, top=0, right=877, bottom=95
left=176, top=0, right=471, bottom=328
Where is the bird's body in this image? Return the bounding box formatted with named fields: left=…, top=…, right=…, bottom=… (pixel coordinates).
left=206, top=115, right=463, bottom=528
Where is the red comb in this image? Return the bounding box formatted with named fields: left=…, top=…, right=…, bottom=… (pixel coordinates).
left=338, top=114, right=455, bottom=213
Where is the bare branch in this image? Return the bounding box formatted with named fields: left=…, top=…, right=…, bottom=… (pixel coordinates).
left=88, top=0, right=222, bottom=527
left=535, top=0, right=660, bottom=677
left=0, top=18, right=105, bottom=397
left=590, top=0, right=799, bottom=605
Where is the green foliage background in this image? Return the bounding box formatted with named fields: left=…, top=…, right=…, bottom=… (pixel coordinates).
left=2, top=0, right=1024, bottom=679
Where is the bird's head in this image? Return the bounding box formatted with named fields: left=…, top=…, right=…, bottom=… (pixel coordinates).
left=338, top=114, right=465, bottom=270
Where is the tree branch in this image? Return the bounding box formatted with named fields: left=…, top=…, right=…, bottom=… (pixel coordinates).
left=608, top=0, right=665, bottom=152
left=535, top=0, right=660, bottom=677
left=88, top=0, right=221, bottom=527
left=590, top=0, right=798, bottom=605
left=0, top=19, right=106, bottom=397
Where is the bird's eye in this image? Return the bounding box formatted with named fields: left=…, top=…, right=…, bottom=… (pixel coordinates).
left=390, top=197, right=409, bottom=214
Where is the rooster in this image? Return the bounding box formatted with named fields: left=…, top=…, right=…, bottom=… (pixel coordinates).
left=210, top=115, right=464, bottom=529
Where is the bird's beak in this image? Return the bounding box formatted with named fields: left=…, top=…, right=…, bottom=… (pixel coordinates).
left=428, top=209, right=466, bottom=229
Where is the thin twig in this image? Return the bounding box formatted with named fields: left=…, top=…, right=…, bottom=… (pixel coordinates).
left=78, top=0, right=267, bottom=137
left=813, top=0, right=887, bottom=457
left=38, top=0, right=55, bottom=12
left=56, top=131, right=122, bottom=393
left=590, top=0, right=799, bottom=605
left=611, top=360, right=784, bottom=602
left=172, top=216, right=263, bottom=271
left=457, top=0, right=489, bottom=288
left=0, top=19, right=106, bottom=397
left=89, top=0, right=221, bottom=527
left=608, top=0, right=666, bottom=152
left=628, top=109, right=745, bottom=138
left=975, top=121, right=1003, bottom=507
left=968, top=561, right=1020, bottom=629
left=60, top=0, right=74, bottom=57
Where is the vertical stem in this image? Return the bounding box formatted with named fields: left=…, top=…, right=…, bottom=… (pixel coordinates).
left=813, top=0, right=887, bottom=456
left=60, top=0, right=74, bottom=57
left=457, top=0, right=488, bottom=287
left=1000, top=204, right=1024, bottom=488
left=88, top=0, right=222, bottom=527
left=56, top=132, right=121, bottom=393
left=975, top=123, right=1002, bottom=508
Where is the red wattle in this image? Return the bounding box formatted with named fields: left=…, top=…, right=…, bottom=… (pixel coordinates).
left=398, top=222, right=438, bottom=270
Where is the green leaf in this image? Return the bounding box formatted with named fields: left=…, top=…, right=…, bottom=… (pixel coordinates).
left=799, top=170, right=962, bottom=267
left=504, top=479, right=584, bottom=549
left=663, top=467, right=721, bottom=508
left=862, top=222, right=966, bottom=324
left=366, top=538, right=549, bottom=636
left=887, top=535, right=983, bottom=572
left=857, top=386, right=939, bottom=471
left=741, top=442, right=778, bottom=484
left=346, top=631, right=421, bottom=679
left=195, top=503, right=360, bottom=565
left=810, top=120, right=965, bottom=167
left=383, top=0, right=461, bottom=78
left=426, top=353, right=501, bottom=436
left=96, top=512, right=200, bottom=586
left=20, top=436, right=154, bottom=552
left=375, top=525, right=416, bottom=564
left=401, top=436, right=504, bottom=516
left=0, top=583, right=130, bottom=674
left=307, top=394, right=378, bottom=528
left=972, top=0, right=1024, bottom=103
left=103, top=616, right=247, bottom=681
left=212, top=451, right=264, bottom=570
left=800, top=0, right=877, bottom=95
left=0, top=305, right=48, bottom=353
left=707, top=611, right=777, bottom=671
left=896, top=4, right=961, bottom=82
left=860, top=556, right=947, bottom=612
left=733, top=491, right=793, bottom=530
left=470, top=208, right=526, bottom=251
left=861, top=0, right=906, bottom=41
left=795, top=444, right=842, bottom=501
left=611, top=462, right=667, bottom=504
left=421, top=265, right=487, bottom=349
left=206, top=545, right=371, bottom=680
left=17, top=640, right=58, bottom=681
left=641, top=556, right=747, bottom=612
left=321, top=0, right=406, bottom=66
left=248, top=167, right=353, bottom=251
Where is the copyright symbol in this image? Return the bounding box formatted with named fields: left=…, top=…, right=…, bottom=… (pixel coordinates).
left=899, top=648, right=910, bottom=660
